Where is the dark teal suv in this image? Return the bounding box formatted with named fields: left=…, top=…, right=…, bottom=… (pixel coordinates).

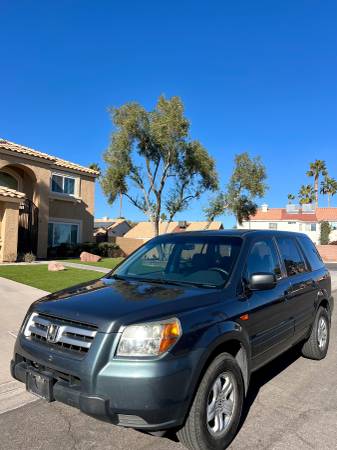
left=11, top=230, right=333, bottom=449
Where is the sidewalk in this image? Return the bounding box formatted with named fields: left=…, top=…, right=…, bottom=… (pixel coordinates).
left=0, top=260, right=110, bottom=274
left=0, top=277, right=48, bottom=414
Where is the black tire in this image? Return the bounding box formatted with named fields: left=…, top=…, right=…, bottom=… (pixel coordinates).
left=177, top=353, right=244, bottom=450
left=302, top=306, right=330, bottom=360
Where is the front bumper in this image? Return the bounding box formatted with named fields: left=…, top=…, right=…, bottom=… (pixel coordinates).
left=11, top=334, right=198, bottom=430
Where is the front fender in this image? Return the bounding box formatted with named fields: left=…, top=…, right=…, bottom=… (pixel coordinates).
left=186, top=320, right=251, bottom=406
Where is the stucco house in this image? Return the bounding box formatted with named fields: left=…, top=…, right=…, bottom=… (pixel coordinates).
left=116, top=220, right=223, bottom=255
left=0, top=139, right=99, bottom=262
left=93, top=217, right=131, bottom=242
left=238, top=203, right=337, bottom=244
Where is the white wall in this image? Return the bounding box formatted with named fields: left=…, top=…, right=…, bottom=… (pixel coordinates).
left=238, top=220, right=321, bottom=243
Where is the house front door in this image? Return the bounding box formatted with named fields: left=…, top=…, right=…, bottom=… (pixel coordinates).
left=17, top=199, right=39, bottom=256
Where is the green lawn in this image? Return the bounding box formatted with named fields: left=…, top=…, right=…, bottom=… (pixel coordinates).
left=0, top=265, right=102, bottom=293
left=61, top=257, right=124, bottom=270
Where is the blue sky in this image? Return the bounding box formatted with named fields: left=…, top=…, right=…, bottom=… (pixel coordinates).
left=1, top=0, right=336, bottom=227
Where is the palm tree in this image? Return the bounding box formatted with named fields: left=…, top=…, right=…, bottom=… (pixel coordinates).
left=320, top=176, right=337, bottom=207
left=298, top=184, right=315, bottom=205
left=306, top=160, right=327, bottom=207
left=287, top=193, right=295, bottom=204
left=88, top=163, right=101, bottom=174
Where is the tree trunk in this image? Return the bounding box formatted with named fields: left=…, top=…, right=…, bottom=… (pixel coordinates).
left=154, top=218, right=159, bottom=236
left=119, top=193, right=123, bottom=218
left=315, top=177, right=319, bottom=208
left=328, top=193, right=331, bottom=208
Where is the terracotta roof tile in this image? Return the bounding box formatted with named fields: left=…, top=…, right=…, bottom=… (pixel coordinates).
left=316, top=208, right=337, bottom=221
left=250, top=208, right=284, bottom=220
left=0, top=139, right=99, bottom=176
left=125, top=222, right=179, bottom=239
left=124, top=221, right=223, bottom=239
left=0, top=186, right=26, bottom=199
left=186, top=221, right=222, bottom=231
left=251, top=207, right=337, bottom=222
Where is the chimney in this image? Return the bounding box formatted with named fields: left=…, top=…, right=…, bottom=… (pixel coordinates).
left=178, top=221, right=188, bottom=229
left=261, top=204, right=268, bottom=212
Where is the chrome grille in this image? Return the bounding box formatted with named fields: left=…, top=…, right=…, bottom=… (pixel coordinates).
left=24, top=313, right=97, bottom=355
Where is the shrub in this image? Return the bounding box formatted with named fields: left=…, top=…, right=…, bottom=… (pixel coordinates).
left=97, top=242, right=122, bottom=258
left=47, top=242, right=123, bottom=258
left=78, top=242, right=99, bottom=254
left=47, top=243, right=78, bottom=258
left=320, top=221, right=331, bottom=245
left=23, top=252, right=36, bottom=263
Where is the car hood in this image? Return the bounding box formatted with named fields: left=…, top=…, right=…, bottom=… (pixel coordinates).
left=31, top=277, right=222, bottom=332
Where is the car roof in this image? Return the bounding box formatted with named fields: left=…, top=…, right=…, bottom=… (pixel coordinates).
left=160, top=229, right=308, bottom=239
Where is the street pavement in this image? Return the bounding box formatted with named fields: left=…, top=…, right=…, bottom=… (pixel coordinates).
left=0, top=278, right=48, bottom=415
left=0, top=273, right=336, bottom=449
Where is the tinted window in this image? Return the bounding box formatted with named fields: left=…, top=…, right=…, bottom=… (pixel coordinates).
left=276, top=237, right=307, bottom=276
left=113, top=236, right=242, bottom=288
left=245, top=239, right=282, bottom=280
left=298, top=235, right=325, bottom=271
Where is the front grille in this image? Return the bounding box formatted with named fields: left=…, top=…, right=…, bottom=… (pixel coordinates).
left=25, top=313, right=97, bottom=355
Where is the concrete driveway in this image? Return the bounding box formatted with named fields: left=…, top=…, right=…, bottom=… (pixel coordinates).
left=0, top=274, right=336, bottom=449
left=0, top=277, right=48, bottom=414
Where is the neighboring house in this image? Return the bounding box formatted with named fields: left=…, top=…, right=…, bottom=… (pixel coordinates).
left=0, top=139, right=99, bottom=262
left=238, top=203, right=337, bottom=244
left=123, top=220, right=223, bottom=240
left=117, top=220, right=223, bottom=255
left=94, top=217, right=131, bottom=242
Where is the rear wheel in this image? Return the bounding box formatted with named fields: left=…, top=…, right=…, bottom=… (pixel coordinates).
left=302, top=306, right=330, bottom=360
left=177, top=353, right=244, bottom=450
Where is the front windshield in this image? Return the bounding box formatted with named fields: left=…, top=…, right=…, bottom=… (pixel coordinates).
left=111, top=235, right=242, bottom=288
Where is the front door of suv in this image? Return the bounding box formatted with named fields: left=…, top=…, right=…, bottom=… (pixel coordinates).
left=276, top=236, right=318, bottom=342
left=243, top=237, right=293, bottom=370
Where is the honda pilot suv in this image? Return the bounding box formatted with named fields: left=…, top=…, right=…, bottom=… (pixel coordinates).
left=11, top=230, right=333, bottom=450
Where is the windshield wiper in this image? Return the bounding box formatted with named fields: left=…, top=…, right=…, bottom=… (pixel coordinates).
left=137, top=277, right=218, bottom=289
left=171, top=280, right=218, bottom=289
left=110, top=274, right=218, bottom=289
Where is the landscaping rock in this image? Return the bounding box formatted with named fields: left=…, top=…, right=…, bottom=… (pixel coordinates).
left=80, top=252, right=101, bottom=263
left=48, top=261, right=66, bottom=272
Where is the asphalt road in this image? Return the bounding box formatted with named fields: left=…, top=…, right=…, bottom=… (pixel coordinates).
left=1, top=291, right=336, bottom=450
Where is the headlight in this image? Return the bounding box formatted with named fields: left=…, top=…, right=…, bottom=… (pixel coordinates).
left=23, top=312, right=38, bottom=337
left=116, top=318, right=182, bottom=357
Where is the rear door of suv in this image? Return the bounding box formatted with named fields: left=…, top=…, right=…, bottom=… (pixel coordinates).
left=275, top=235, right=319, bottom=342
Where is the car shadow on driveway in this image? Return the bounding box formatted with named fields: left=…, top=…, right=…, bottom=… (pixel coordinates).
left=238, top=343, right=302, bottom=431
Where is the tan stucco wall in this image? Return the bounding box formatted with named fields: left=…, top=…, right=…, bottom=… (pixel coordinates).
left=49, top=175, right=95, bottom=243
left=0, top=151, right=96, bottom=258
left=0, top=201, right=20, bottom=262
left=116, top=237, right=146, bottom=256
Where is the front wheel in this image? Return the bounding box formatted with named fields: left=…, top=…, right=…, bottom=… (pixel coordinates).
left=177, top=353, right=244, bottom=450
left=302, top=306, right=330, bottom=360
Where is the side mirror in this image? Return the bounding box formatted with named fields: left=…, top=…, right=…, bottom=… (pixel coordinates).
left=249, top=272, right=277, bottom=291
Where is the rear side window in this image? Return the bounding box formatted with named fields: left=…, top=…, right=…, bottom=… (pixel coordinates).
left=297, top=235, right=325, bottom=271
left=276, top=237, right=307, bottom=276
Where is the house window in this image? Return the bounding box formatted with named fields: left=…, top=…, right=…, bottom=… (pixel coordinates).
left=51, top=174, right=76, bottom=195
left=48, top=222, right=79, bottom=247
left=329, top=222, right=337, bottom=230
left=269, top=222, right=278, bottom=230
left=304, top=223, right=317, bottom=232
left=0, top=172, right=18, bottom=190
